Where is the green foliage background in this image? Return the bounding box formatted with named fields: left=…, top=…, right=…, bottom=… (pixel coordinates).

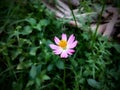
left=0, top=0, right=120, bottom=90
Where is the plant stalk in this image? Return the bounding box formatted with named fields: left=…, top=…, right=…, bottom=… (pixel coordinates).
left=63, top=60, right=66, bottom=90
left=68, top=0, right=78, bottom=28
left=91, top=1, right=105, bottom=48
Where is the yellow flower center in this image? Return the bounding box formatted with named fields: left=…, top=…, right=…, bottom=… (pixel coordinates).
left=58, top=40, right=67, bottom=49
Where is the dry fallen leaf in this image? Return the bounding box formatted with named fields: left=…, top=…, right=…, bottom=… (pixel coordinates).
left=41, top=1, right=120, bottom=39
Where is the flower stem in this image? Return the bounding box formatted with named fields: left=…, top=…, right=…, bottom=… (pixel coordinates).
left=63, top=60, right=66, bottom=90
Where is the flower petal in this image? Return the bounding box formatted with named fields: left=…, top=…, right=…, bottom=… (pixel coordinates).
left=68, top=34, right=75, bottom=44
left=62, top=33, right=67, bottom=41
left=68, top=41, right=78, bottom=48
left=54, top=36, right=60, bottom=45
left=49, top=44, right=59, bottom=50
left=53, top=48, right=62, bottom=55
left=60, top=51, right=68, bottom=58
left=66, top=49, right=75, bottom=55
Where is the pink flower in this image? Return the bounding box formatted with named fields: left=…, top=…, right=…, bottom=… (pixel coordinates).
left=49, top=33, right=78, bottom=58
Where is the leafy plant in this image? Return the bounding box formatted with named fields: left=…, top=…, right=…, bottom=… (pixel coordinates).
left=0, top=0, right=120, bottom=90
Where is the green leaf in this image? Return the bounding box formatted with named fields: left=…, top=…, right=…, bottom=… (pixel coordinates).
left=36, top=65, right=42, bottom=72
left=35, top=23, right=42, bottom=31
left=87, top=79, right=101, bottom=89
left=42, top=75, right=50, bottom=81
left=26, top=80, right=34, bottom=87
left=71, top=59, right=78, bottom=67
left=11, top=49, right=22, bottom=60
left=29, top=65, right=37, bottom=79
left=21, top=25, right=32, bottom=35
left=82, top=33, right=89, bottom=40
left=35, top=77, right=41, bottom=86
left=29, top=47, right=39, bottom=56
left=19, top=38, right=32, bottom=46
left=56, top=60, right=64, bottom=70
left=8, top=31, right=20, bottom=39
left=40, top=19, right=49, bottom=26
left=79, top=78, right=85, bottom=84
left=34, top=19, right=49, bottom=31
left=47, top=64, right=53, bottom=71
left=113, top=43, right=120, bottom=53
left=26, top=18, right=36, bottom=26
left=16, top=63, right=23, bottom=70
